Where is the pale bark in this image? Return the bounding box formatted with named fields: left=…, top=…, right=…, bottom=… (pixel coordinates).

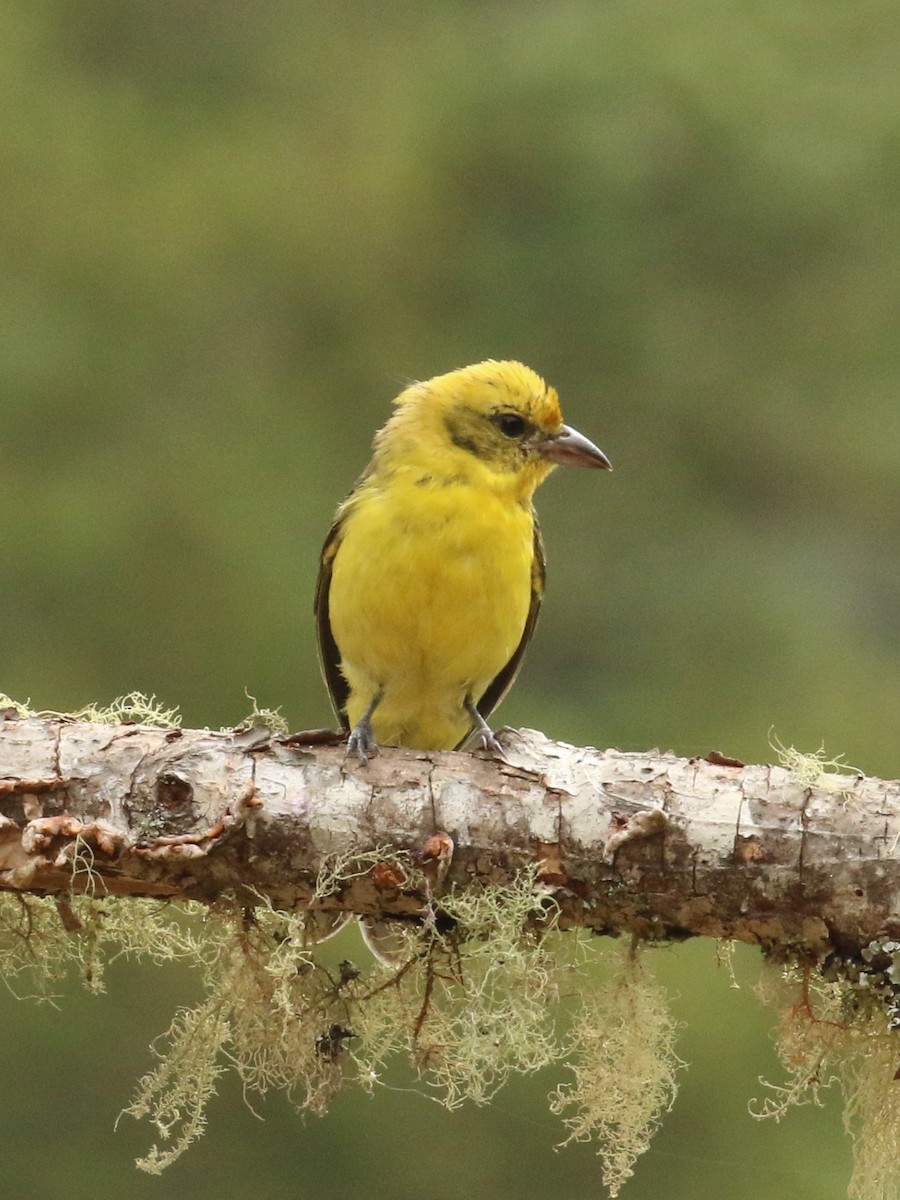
left=0, top=714, right=897, bottom=959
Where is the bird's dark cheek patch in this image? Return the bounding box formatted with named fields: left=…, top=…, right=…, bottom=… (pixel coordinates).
left=444, top=412, right=483, bottom=458
left=449, top=431, right=481, bottom=457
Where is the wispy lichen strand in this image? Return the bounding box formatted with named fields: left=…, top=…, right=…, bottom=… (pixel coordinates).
left=550, top=943, right=684, bottom=1197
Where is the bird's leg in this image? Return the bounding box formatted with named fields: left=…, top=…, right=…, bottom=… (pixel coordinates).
left=346, top=690, right=383, bottom=766
left=464, top=695, right=503, bottom=755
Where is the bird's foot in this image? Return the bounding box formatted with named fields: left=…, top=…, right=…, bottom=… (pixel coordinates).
left=464, top=696, right=505, bottom=757
left=346, top=715, right=379, bottom=766
left=478, top=728, right=504, bottom=754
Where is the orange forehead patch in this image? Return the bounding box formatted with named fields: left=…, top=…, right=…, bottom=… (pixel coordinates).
left=531, top=384, right=562, bottom=431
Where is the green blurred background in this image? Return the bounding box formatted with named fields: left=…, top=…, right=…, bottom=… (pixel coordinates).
left=2, top=0, right=898, bottom=1195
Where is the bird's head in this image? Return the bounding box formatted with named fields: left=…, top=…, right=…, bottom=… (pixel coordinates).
left=378, top=360, right=610, bottom=498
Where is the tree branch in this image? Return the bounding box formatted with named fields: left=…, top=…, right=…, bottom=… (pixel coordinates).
left=1, top=713, right=896, bottom=959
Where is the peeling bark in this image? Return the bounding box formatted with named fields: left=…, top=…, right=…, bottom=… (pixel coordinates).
left=0, top=713, right=898, bottom=960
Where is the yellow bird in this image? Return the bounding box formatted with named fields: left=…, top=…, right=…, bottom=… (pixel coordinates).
left=315, top=360, right=611, bottom=762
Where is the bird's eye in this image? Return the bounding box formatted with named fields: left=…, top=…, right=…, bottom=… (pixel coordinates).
left=493, top=412, right=528, bottom=438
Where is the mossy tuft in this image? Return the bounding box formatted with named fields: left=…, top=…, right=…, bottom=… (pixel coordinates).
left=550, top=941, right=683, bottom=1197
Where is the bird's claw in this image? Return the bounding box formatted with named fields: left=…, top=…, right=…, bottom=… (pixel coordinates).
left=347, top=718, right=379, bottom=766
left=478, top=728, right=504, bottom=755
left=464, top=695, right=506, bottom=758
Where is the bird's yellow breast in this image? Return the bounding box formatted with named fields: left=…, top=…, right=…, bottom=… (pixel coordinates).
left=328, top=470, right=535, bottom=749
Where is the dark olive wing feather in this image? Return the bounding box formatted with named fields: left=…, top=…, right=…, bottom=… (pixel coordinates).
left=473, top=513, right=546, bottom=729
left=314, top=518, right=351, bottom=731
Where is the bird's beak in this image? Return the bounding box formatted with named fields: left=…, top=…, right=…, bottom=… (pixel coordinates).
left=540, top=425, right=612, bottom=470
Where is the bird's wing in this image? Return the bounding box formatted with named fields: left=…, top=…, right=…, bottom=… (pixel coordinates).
left=473, top=513, right=546, bottom=728
left=314, top=515, right=351, bottom=730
